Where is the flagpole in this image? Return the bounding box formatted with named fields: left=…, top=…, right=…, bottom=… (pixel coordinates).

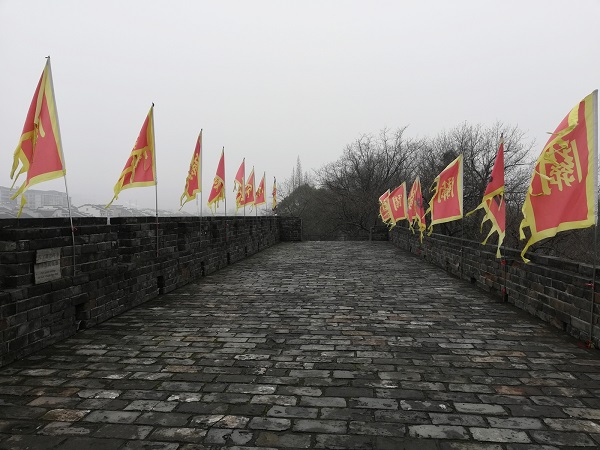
left=589, top=91, right=599, bottom=346
left=46, top=57, right=77, bottom=275
left=151, top=103, right=159, bottom=257
left=501, top=240, right=507, bottom=301
left=590, top=224, right=598, bottom=346
left=224, top=149, right=227, bottom=217
left=199, top=129, right=203, bottom=219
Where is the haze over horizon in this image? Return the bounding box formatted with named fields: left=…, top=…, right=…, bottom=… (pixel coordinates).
left=1, top=0, right=599, bottom=211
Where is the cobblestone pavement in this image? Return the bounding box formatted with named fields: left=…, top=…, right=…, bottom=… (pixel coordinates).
left=1, top=241, right=600, bottom=449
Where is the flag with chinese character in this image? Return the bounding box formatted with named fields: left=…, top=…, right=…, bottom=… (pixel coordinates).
left=388, top=182, right=408, bottom=228
left=11, top=58, right=66, bottom=217
left=272, top=177, right=277, bottom=212
left=107, top=105, right=156, bottom=207
left=426, top=154, right=463, bottom=234
left=379, top=189, right=393, bottom=224
left=244, top=167, right=255, bottom=208
left=207, top=147, right=225, bottom=211
left=466, top=138, right=505, bottom=258
left=180, top=130, right=202, bottom=208
left=234, top=158, right=245, bottom=210
left=520, top=90, right=598, bottom=262
left=255, top=172, right=266, bottom=206
left=407, top=176, right=427, bottom=242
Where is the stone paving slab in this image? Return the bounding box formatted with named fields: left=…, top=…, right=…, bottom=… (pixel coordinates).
left=1, top=241, right=600, bottom=449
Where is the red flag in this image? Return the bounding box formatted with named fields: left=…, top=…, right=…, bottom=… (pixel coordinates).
left=244, top=167, right=256, bottom=208
left=180, top=130, right=202, bottom=208
left=467, top=138, right=505, bottom=257
left=255, top=172, right=266, bottom=206
left=107, top=105, right=156, bottom=207
left=427, top=154, right=463, bottom=234
left=272, top=177, right=277, bottom=212
left=207, top=147, right=225, bottom=211
left=407, top=177, right=427, bottom=242
left=379, top=190, right=393, bottom=224
left=234, top=159, right=245, bottom=210
left=11, top=58, right=66, bottom=216
left=520, top=91, right=598, bottom=262
left=388, top=182, right=408, bottom=228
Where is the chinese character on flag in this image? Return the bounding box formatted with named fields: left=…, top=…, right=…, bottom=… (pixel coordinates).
left=255, top=173, right=266, bottom=206
left=107, top=104, right=156, bottom=207
left=244, top=167, right=256, bottom=209
left=379, top=190, right=393, bottom=224
left=207, top=148, right=225, bottom=211
left=388, top=182, right=408, bottom=228
left=427, top=154, right=463, bottom=234
left=234, top=159, right=245, bottom=211
left=180, top=130, right=202, bottom=208
left=520, top=90, right=598, bottom=262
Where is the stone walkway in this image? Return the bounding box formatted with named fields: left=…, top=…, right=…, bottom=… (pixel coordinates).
left=1, top=241, right=600, bottom=449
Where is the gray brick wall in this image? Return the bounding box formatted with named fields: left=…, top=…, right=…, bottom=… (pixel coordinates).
left=389, top=226, right=600, bottom=348
left=0, top=216, right=302, bottom=367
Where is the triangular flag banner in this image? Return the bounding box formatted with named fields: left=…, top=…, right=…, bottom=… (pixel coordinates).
left=234, top=159, right=245, bottom=210
left=466, top=138, right=506, bottom=258
left=107, top=105, right=156, bottom=207
left=244, top=167, right=256, bottom=208
left=407, top=177, right=427, bottom=242
left=519, top=90, right=598, bottom=262
left=427, top=154, right=463, bottom=234
left=255, top=173, right=266, bottom=206
left=11, top=58, right=66, bottom=217
left=207, top=148, right=225, bottom=211
left=180, top=130, right=202, bottom=208
left=388, top=182, right=408, bottom=229
left=379, top=189, right=393, bottom=224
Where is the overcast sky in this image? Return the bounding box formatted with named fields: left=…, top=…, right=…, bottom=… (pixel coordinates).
left=1, top=0, right=599, bottom=212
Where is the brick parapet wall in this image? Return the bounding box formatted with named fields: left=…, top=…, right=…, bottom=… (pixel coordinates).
left=0, top=216, right=301, bottom=367
left=390, top=226, right=600, bottom=348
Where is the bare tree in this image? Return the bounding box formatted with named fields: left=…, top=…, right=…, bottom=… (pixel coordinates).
left=416, top=122, right=534, bottom=241
left=317, top=127, right=424, bottom=238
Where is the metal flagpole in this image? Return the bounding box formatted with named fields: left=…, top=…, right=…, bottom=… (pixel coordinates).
left=46, top=57, right=77, bottom=275
left=589, top=224, right=598, bottom=346
left=199, top=129, right=203, bottom=219
left=501, top=238, right=507, bottom=301
left=224, top=148, right=227, bottom=217
left=460, top=157, right=465, bottom=279
left=460, top=219, right=465, bottom=279
left=588, top=91, right=599, bottom=346
left=223, top=146, right=227, bottom=217
left=151, top=104, right=159, bottom=257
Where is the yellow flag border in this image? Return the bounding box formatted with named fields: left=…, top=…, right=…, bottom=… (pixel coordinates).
left=11, top=59, right=67, bottom=216
left=106, top=105, right=156, bottom=208
left=180, top=130, right=202, bottom=209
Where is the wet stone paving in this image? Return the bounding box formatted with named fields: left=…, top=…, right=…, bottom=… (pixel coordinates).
left=1, top=241, right=600, bottom=449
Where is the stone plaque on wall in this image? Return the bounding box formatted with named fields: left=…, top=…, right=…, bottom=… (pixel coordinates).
left=35, top=248, right=61, bottom=284
left=36, top=248, right=61, bottom=264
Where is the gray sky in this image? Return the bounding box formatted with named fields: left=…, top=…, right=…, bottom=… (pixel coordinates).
left=1, top=0, right=599, bottom=212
